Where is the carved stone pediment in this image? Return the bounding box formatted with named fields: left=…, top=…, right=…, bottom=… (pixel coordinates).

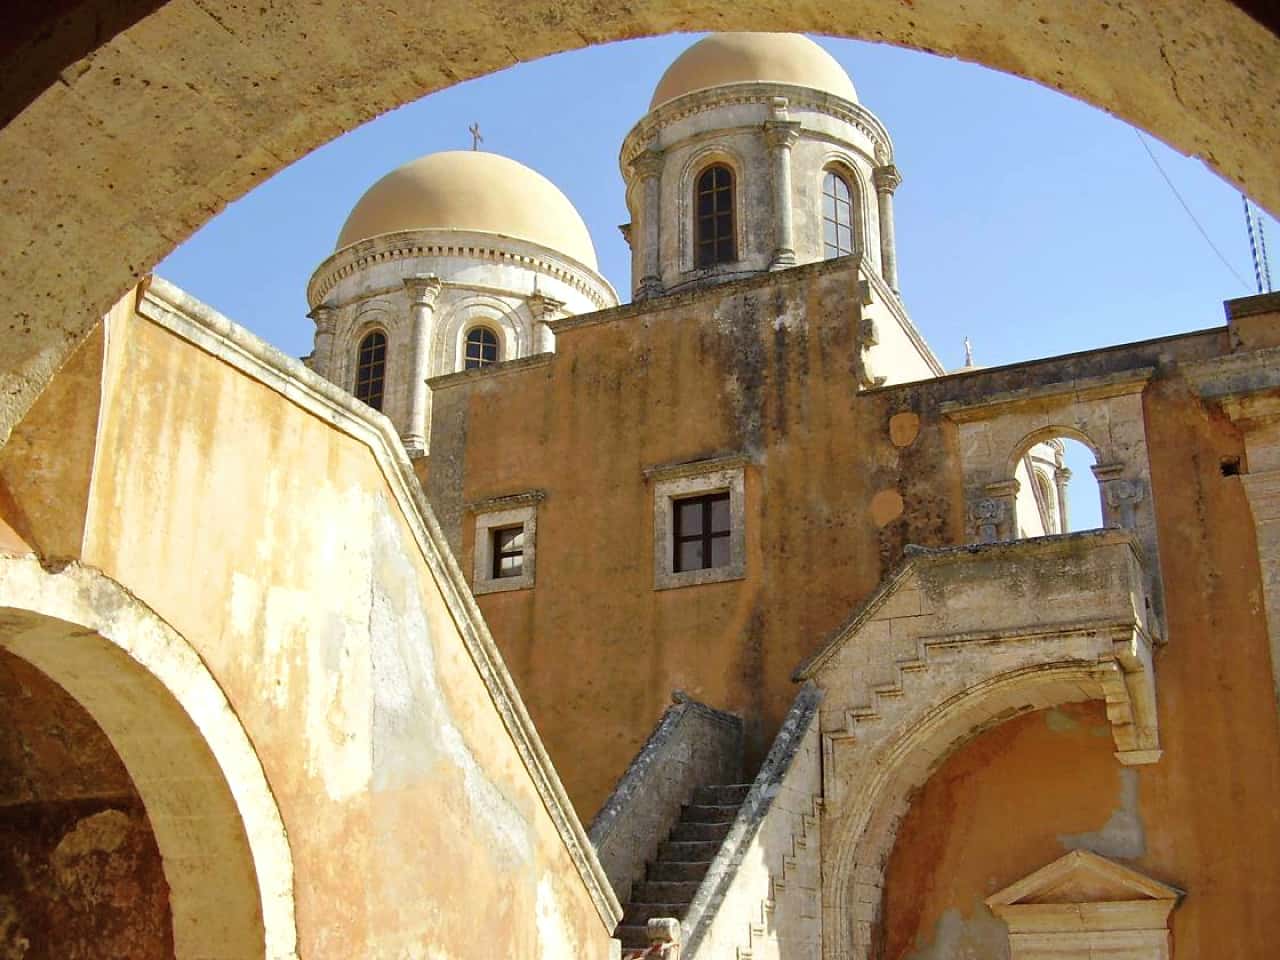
left=987, top=850, right=1182, bottom=957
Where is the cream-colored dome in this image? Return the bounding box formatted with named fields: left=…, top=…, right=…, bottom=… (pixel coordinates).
left=650, top=33, right=857, bottom=109
left=335, top=151, right=599, bottom=269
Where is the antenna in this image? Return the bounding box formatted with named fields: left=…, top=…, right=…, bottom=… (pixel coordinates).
left=1244, top=195, right=1273, bottom=294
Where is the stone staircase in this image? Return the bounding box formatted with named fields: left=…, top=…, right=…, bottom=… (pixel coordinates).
left=614, top=783, right=750, bottom=951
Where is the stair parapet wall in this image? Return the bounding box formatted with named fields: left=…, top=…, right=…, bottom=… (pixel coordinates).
left=683, top=685, right=824, bottom=960
left=590, top=694, right=743, bottom=905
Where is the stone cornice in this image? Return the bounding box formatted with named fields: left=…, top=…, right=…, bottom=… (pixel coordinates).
left=136, top=276, right=622, bottom=931
left=938, top=368, right=1154, bottom=422
left=467, top=489, right=547, bottom=513
left=641, top=452, right=751, bottom=482
left=619, top=81, right=894, bottom=176
left=307, top=228, right=618, bottom=314
left=426, top=352, right=554, bottom=391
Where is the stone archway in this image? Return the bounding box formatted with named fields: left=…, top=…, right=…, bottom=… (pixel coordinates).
left=822, top=662, right=1141, bottom=960
left=0, top=3, right=1277, bottom=450
left=0, top=555, right=298, bottom=960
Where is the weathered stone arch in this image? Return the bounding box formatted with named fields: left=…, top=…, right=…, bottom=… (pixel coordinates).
left=0, top=555, right=298, bottom=960
left=823, top=661, right=1139, bottom=960
left=1, top=3, right=1277, bottom=446
left=1005, top=423, right=1101, bottom=482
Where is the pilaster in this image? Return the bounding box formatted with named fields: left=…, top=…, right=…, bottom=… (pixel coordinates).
left=402, top=274, right=443, bottom=456
left=872, top=164, right=902, bottom=293
left=527, top=292, right=565, bottom=354
left=764, top=98, right=801, bottom=271
left=306, top=304, right=338, bottom=383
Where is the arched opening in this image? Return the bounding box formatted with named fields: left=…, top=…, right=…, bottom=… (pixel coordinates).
left=694, top=163, right=737, bottom=267
left=1011, top=431, right=1103, bottom=537
left=822, top=168, right=855, bottom=259
left=463, top=326, right=500, bottom=369
left=354, top=328, right=388, bottom=409
left=0, top=647, right=173, bottom=957
left=0, top=557, right=297, bottom=960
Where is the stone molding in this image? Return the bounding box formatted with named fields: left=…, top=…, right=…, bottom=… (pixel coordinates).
left=426, top=351, right=555, bottom=391
left=939, top=368, right=1154, bottom=421
left=642, top=452, right=752, bottom=482
left=986, top=850, right=1182, bottom=959
left=307, top=228, right=618, bottom=312
left=588, top=694, right=742, bottom=904
left=135, top=276, right=623, bottom=930
left=620, top=82, right=893, bottom=176
left=0, top=556, right=299, bottom=960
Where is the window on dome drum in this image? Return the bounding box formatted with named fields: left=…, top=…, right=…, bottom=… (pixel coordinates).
left=491, top=525, right=525, bottom=579
left=673, top=492, right=732, bottom=572
left=822, top=170, right=855, bottom=259
left=464, top=327, right=500, bottom=369
left=695, top=164, right=736, bottom=267
left=354, top=330, right=387, bottom=410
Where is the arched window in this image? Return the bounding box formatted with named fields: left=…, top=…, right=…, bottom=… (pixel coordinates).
left=822, top=170, right=855, bottom=259
left=695, top=164, right=736, bottom=267
left=354, top=330, right=387, bottom=410
left=464, top=327, right=500, bottom=369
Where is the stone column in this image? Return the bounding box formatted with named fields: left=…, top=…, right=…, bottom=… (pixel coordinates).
left=402, top=274, right=443, bottom=456
left=527, top=292, right=565, bottom=354
left=306, top=304, right=338, bottom=382
left=1054, top=466, right=1072, bottom=533
left=872, top=163, right=903, bottom=293
left=630, top=147, right=665, bottom=300
left=764, top=99, right=801, bottom=271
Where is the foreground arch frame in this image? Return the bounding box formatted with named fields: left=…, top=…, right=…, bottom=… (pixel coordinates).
left=0, top=2, right=1277, bottom=448
left=0, top=554, right=298, bottom=960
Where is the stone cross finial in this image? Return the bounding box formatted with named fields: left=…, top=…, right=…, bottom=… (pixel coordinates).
left=468, top=122, right=483, bottom=151
left=964, top=336, right=975, bottom=367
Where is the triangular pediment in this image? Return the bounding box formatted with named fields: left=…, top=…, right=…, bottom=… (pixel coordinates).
left=986, top=850, right=1181, bottom=908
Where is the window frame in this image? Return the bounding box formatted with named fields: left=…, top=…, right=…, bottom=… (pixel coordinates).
left=353, top=328, right=388, bottom=411
left=472, top=496, right=540, bottom=595
left=821, top=168, right=856, bottom=260
left=694, top=163, right=737, bottom=268
left=463, top=325, right=501, bottom=370
left=650, top=461, right=747, bottom=591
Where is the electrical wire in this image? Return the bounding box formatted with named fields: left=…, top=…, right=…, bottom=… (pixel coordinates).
left=1133, top=129, right=1250, bottom=291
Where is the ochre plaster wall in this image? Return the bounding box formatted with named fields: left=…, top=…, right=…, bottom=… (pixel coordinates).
left=0, top=650, right=172, bottom=960
left=7, top=306, right=614, bottom=958
left=877, top=370, right=1280, bottom=958
left=428, top=260, right=960, bottom=817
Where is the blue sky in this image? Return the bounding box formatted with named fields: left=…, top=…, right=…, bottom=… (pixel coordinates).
left=157, top=32, right=1276, bottom=529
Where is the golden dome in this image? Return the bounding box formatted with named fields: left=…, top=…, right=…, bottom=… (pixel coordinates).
left=650, top=33, right=857, bottom=109
left=335, top=151, right=599, bottom=269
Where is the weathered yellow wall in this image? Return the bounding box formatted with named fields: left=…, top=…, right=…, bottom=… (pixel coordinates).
left=429, top=259, right=961, bottom=817
left=878, top=369, right=1280, bottom=957
left=5, top=304, right=613, bottom=958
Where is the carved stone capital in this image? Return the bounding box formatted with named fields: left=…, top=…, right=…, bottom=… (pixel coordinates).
left=872, top=163, right=903, bottom=194
left=763, top=119, right=801, bottom=149
left=307, top=304, right=337, bottom=336
left=403, top=273, right=443, bottom=306
left=526, top=292, right=566, bottom=321
left=629, top=148, right=664, bottom=180
left=618, top=222, right=633, bottom=248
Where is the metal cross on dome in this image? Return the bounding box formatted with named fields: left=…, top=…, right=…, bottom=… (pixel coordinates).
left=469, top=123, right=483, bottom=151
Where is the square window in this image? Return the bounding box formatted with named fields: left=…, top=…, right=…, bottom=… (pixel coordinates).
left=649, top=461, right=746, bottom=590
left=472, top=498, right=539, bottom=595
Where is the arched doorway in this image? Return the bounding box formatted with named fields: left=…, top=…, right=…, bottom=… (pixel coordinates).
left=0, top=556, right=298, bottom=960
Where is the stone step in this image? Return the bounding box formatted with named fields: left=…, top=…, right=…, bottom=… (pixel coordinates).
left=682, top=803, right=739, bottom=824
left=670, top=820, right=733, bottom=842
left=691, top=783, right=751, bottom=805
left=630, top=880, right=701, bottom=903
left=648, top=859, right=711, bottom=882
left=659, top=839, right=721, bottom=862
left=615, top=924, right=651, bottom=950
left=624, top=902, right=689, bottom=925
